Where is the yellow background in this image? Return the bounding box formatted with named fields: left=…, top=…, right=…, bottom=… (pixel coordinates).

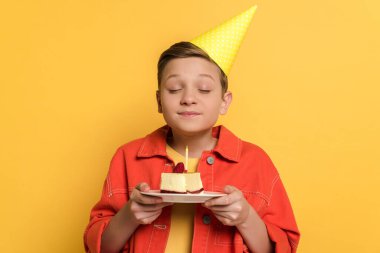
left=1, top=0, right=379, bottom=252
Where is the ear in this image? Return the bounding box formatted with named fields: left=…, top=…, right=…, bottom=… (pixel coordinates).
left=220, top=91, right=232, bottom=115
left=156, top=90, right=163, bottom=113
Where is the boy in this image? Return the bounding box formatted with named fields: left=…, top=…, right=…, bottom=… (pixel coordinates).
left=84, top=6, right=300, bottom=253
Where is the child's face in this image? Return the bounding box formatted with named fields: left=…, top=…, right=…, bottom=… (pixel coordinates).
left=157, top=57, right=232, bottom=136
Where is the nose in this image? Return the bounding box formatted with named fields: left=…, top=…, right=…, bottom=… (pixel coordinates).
left=180, top=88, right=196, bottom=105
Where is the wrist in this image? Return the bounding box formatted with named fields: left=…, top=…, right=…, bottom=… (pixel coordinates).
left=120, top=201, right=140, bottom=228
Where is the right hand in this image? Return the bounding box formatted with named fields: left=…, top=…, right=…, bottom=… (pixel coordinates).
left=126, top=182, right=172, bottom=225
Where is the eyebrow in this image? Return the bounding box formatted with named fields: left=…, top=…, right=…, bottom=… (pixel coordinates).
left=165, top=73, right=215, bottom=82
left=199, top=74, right=215, bottom=82
left=165, top=74, right=179, bottom=82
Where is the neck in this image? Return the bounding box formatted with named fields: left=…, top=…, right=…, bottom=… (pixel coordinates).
left=168, top=128, right=217, bottom=158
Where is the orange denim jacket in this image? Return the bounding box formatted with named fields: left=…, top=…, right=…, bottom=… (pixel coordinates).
left=84, top=126, right=300, bottom=253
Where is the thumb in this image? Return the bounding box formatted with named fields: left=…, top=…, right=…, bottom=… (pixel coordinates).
left=136, top=182, right=151, bottom=192
left=224, top=185, right=236, bottom=194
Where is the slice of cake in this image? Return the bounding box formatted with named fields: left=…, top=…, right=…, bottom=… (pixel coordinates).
left=183, top=173, right=204, bottom=193
left=160, top=162, right=204, bottom=194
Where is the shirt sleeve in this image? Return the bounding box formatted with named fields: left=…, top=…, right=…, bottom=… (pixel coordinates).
left=260, top=175, right=300, bottom=253
left=83, top=147, right=130, bottom=253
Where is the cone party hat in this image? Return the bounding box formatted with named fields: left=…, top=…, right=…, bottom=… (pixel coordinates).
left=190, top=5, right=257, bottom=75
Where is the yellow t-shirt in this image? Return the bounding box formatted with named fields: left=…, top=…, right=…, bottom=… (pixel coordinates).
left=165, top=144, right=199, bottom=253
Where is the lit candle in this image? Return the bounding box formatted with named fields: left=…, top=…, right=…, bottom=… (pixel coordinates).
left=185, top=145, right=188, bottom=172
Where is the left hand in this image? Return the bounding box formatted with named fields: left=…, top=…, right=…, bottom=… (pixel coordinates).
left=202, top=185, right=252, bottom=227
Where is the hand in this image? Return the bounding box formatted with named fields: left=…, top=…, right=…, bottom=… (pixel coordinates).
left=126, top=182, right=172, bottom=225
left=202, top=185, right=252, bottom=227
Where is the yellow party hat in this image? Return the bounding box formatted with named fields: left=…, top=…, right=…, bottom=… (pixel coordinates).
left=191, top=5, right=257, bottom=75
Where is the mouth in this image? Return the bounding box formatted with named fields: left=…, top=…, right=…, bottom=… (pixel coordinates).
left=178, top=111, right=201, bottom=117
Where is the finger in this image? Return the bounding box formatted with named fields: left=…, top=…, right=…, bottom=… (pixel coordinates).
left=213, top=211, right=233, bottom=220
left=206, top=204, right=242, bottom=213
left=223, top=185, right=237, bottom=194
left=136, top=203, right=173, bottom=224
left=135, top=209, right=162, bottom=224
left=204, top=191, right=240, bottom=207
left=131, top=189, right=163, bottom=204
left=161, top=202, right=174, bottom=208
left=141, top=202, right=173, bottom=211
left=139, top=210, right=163, bottom=225
left=135, top=182, right=151, bottom=192
left=213, top=210, right=241, bottom=221
left=131, top=202, right=173, bottom=212
left=214, top=213, right=238, bottom=226
left=204, top=186, right=242, bottom=207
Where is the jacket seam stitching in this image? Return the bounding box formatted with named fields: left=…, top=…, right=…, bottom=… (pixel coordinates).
left=268, top=174, right=280, bottom=205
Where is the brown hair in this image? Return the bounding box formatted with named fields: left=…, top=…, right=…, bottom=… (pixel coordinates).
left=157, top=41, right=228, bottom=93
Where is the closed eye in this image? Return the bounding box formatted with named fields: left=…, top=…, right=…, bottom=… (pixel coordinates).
left=168, top=89, right=182, bottom=94
left=199, top=89, right=211, bottom=94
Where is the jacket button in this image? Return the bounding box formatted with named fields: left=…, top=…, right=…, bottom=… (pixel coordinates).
left=206, top=156, right=214, bottom=165
left=202, top=215, right=211, bottom=225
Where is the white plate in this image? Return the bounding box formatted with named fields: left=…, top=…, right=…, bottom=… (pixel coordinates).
left=141, top=190, right=226, bottom=203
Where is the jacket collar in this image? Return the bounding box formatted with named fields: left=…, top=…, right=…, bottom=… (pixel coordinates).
left=137, top=125, right=241, bottom=162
